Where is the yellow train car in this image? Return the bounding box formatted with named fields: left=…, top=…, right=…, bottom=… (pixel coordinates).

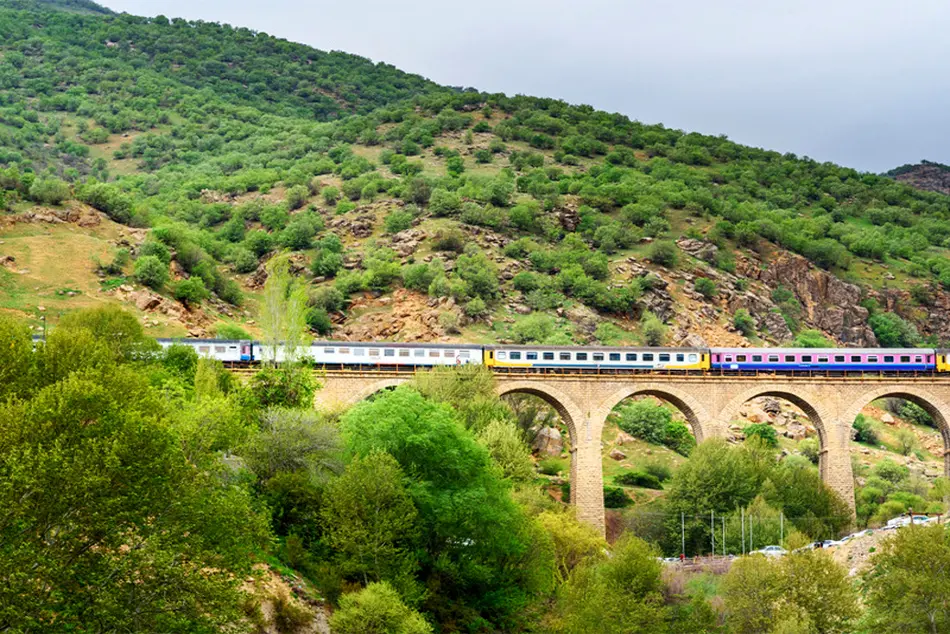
left=938, top=350, right=950, bottom=373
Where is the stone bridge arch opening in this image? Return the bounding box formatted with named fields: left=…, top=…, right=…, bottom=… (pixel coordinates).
left=843, top=389, right=950, bottom=482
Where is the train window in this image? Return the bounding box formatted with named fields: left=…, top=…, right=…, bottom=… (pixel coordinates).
left=834, top=355, right=845, bottom=362
left=915, top=356, right=923, bottom=363
left=527, top=352, right=538, bottom=360
left=510, top=352, right=522, bottom=360
left=610, top=353, right=621, bottom=361
left=199, top=346, right=210, bottom=354
left=884, top=356, right=894, bottom=363
left=399, top=349, right=410, bottom=357
left=850, top=355, right=861, bottom=362
left=867, top=356, right=878, bottom=363
left=229, top=346, right=237, bottom=350
left=752, top=355, right=762, bottom=362
left=785, top=355, right=795, bottom=362
left=459, top=351, right=470, bottom=358
left=802, top=355, right=812, bottom=362
left=676, top=354, right=685, bottom=362
left=593, top=353, right=605, bottom=362
left=384, top=349, right=395, bottom=357
left=818, top=357, right=829, bottom=363
left=769, top=355, right=779, bottom=362
left=369, top=349, right=380, bottom=357
left=688, top=354, right=698, bottom=362
left=354, top=348, right=365, bottom=356
left=659, top=353, right=671, bottom=362
left=643, top=353, right=655, bottom=361
left=498, top=352, right=507, bottom=359
left=736, top=355, right=747, bottom=362
left=627, top=353, right=637, bottom=361
left=576, top=353, right=588, bottom=361
left=544, top=352, right=555, bottom=360
left=339, top=348, right=350, bottom=354
left=444, top=350, right=455, bottom=358
left=429, top=350, right=441, bottom=357
left=215, top=346, right=226, bottom=354
left=901, top=356, right=911, bottom=363
left=325, top=347, right=335, bottom=354
left=560, top=352, right=571, bottom=361
left=413, top=349, right=424, bottom=357
left=724, top=356, right=732, bottom=362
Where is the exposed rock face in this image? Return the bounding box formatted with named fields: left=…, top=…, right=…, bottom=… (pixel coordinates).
left=615, top=431, right=636, bottom=446
left=759, top=312, right=794, bottom=344
left=534, top=426, right=564, bottom=456
left=889, top=162, right=950, bottom=196
left=753, top=252, right=877, bottom=346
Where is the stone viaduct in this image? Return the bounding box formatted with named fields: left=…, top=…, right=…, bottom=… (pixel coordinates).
left=313, top=370, right=950, bottom=536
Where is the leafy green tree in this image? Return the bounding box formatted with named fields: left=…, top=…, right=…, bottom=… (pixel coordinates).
left=869, top=312, right=921, bottom=347
left=794, top=329, right=834, bottom=348
left=133, top=254, right=169, bottom=289
left=694, top=277, right=717, bottom=299
left=476, top=418, right=535, bottom=481
left=173, top=277, right=210, bottom=306
left=428, top=187, right=461, bottom=216
left=535, top=510, right=606, bottom=585
left=743, top=423, right=778, bottom=448
left=261, top=256, right=310, bottom=363
left=733, top=309, right=756, bottom=337
left=641, top=311, right=667, bottom=346
left=322, top=452, right=420, bottom=594
left=248, top=367, right=319, bottom=410
left=286, top=184, right=310, bottom=210
left=28, top=178, right=71, bottom=205
left=330, top=582, right=432, bottom=634
left=648, top=241, right=679, bottom=267
left=554, top=536, right=669, bottom=634
left=614, top=400, right=672, bottom=445
left=513, top=313, right=557, bottom=344
left=863, top=526, right=950, bottom=633
left=384, top=209, right=413, bottom=234
left=340, top=387, right=551, bottom=626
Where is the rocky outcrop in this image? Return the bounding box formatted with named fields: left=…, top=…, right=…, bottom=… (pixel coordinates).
left=534, top=426, right=564, bottom=456
left=889, top=162, right=950, bottom=196
left=749, top=252, right=877, bottom=346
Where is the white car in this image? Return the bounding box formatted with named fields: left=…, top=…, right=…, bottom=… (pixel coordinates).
left=752, top=545, right=787, bottom=557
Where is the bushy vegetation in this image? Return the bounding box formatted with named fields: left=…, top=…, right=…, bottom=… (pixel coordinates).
left=613, top=399, right=695, bottom=456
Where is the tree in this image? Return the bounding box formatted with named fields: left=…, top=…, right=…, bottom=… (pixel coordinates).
left=722, top=555, right=783, bottom=634
left=733, top=309, right=756, bottom=337
left=240, top=408, right=340, bottom=482
left=793, top=329, right=834, bottom=347
left=614, top=400, right=672, bottom=445
left=260, top=255, right=310, bottom=364
left=869, top=312, right=921, bottom=347
left=384, top=209, right=413, bottom=234
left=476, top=418, right=535, bottom=481
left=28, top=178, right=71, bottom=205
left=780, top=550, right=859, bottom=634
left=513, top=313, right=557, bottom=344
left=133, top=254, right=169, bottom=289
left=0, top=334, right=268, bottom=632
left=322, top=452, right=419, bottom=593
left=554, top=536, right=670, bottom=634
left=286, top=184, right=309, bottom=209
left=743, top=423, right=778, bottom=448
left=535, top=511, right=606, bottom=585
left=330, top=583, right=432, bottom=634
left=340, top=387, right=551, bottom=626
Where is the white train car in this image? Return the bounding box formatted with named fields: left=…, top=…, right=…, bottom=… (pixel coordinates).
left=306, top=341, right=484, bottom=368
left=156, top=338, right=252, bottom=363
left=485, top=345, right=708, bottom=371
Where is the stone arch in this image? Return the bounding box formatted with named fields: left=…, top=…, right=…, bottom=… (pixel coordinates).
left=842, top=385, right=950, bottom=476
left=718, top=385, right=835, bottom=479
left=348, top=377, right=412, bottom=406
left=595, top=383, right=714, bottom=442
left=496, top=381, right=586, bottom=445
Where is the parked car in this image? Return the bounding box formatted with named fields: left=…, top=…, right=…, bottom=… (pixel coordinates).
left=752, top=545, right=787, bottom=557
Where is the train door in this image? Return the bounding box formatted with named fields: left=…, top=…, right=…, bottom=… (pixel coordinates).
left=240, top=340, right=252, bottom=362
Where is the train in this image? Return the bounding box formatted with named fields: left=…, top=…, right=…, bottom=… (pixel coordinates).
left=155, top=339, right=950, bottom=374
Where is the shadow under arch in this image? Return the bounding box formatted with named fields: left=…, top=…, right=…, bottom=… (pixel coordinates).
left=719, top=385, right=833, bottom=477
left=842, top=386, right=950, bottom=476
left=597, top=383, right=712, bottom=442
left=346, top=377, right=412, bottom=408
left=496, top=382, right=585, bottom=445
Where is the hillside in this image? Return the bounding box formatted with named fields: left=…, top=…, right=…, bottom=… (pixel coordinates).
left=2, top=1, right=950, bottom=350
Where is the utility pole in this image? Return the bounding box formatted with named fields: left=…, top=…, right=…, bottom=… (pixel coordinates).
left=711, top=511, right=715, bottom=556
left=741, top=507, right=745, bottom=554
left=750, top=512, right=754, bottom=551
left=780, top=512, right=784, bottom=545
left=681, top=512, right=685, bottom=557
left=722, top=517, right=726, bottom=556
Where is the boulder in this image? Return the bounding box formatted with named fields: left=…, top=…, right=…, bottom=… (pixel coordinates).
left=609, top=448, right=627, bottom=461
left=135, top=293, right=162, bottom=311
left=533, top=426, right=563, bottom=457
left=615, top=431, right=636, bottom=446
left=784, top=422, right=808, bottom=441
left=761, top=398, right=783, bottom=415
left=881, top=413, right=895, bottom=424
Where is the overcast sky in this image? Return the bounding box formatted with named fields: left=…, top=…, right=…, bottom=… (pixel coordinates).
left=101, top=0, right=950, bottom=173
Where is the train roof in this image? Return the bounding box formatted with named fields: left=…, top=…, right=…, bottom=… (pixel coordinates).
left=304, top=340, right=483, bottom=350
left=486, top=344, right=705, bottom=352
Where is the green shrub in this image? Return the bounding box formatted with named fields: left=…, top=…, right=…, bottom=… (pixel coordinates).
left=852, top=414, right=878, bottom=445
left=215, top=324, right=252, bottom=340
left=173, top=278, right=209, bottom=306
left=306, top=307, right=333, bottom=335
left=133, top=255, right=168, bottom=289
left=869, top=312, right=920, bottom=347
left=648, top=241, right=679, bottom=267
left=512, top=271, right=542, bottom=293
left=743, top=423, right=778, bottom=448
left=321, top=186, right=340, bottom=205
left=733, top=309, right=756, bottom=337
left=330, top=582, right=431, bottom=634
left=463, top=297, right=488, bottom=319
left=384, top=209, right=413, bottom=234
left=432, top=229, right=465, bottom=253
left=285, top=184, right=310, bottom=210
left=29, top=178, right=71, bottom=205
left=138, top=240, right=171, bottom=264
left=615, top=471, right=663, bottom=490
left=231, top=247, right=259, bottom=274
left=603, top=486, right=631, bottom=509
left=640, top=311, right=667, bottom=346
left=539, top=458, right=562, bottom=476
left=694, top=277, right=717, bottom=299
left=429, top=188, right=461, bottom=216
left=644, top=462, right=672, bottom=482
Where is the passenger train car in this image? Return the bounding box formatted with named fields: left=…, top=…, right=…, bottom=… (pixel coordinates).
left=145, top=338, right=950, bottom=375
